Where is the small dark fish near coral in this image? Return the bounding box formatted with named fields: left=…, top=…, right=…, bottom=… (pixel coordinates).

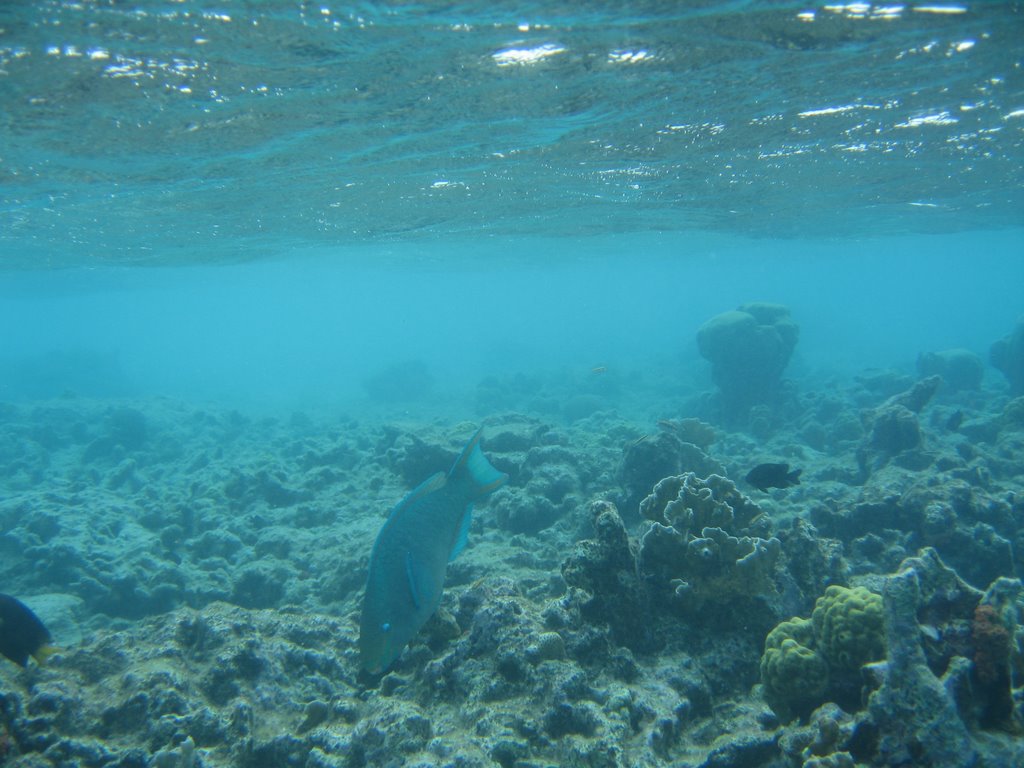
left=0, top=593, right=57, bottom=667
left=745, top=463, right=802, bottom=492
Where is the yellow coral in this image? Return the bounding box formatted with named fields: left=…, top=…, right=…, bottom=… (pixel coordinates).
left=761, top=617, right=829, bottom=721
left=812, top=585, right=884, bottom=672
left=765, top=616, right=816, bottom=651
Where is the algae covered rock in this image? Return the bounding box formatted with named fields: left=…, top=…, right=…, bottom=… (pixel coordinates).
left=866, top=567, right=977, bottom=767
left=561, top=500, right=652, bottom=651
left=867, top=404, right=921, bottom=455
left=856, top=375, right=942, bottom=475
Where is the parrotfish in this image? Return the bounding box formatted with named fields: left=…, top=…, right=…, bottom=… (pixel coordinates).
left=359, top=428, right=508, bottom=673
left=745, top=462, right=802, bottom=492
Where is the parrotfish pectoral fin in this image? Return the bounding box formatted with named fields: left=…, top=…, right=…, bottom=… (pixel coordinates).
left=403, top=550, right=439, bottom=614
left=405, top=551, right=422, bottom=610
left=449, top=503, right=474, bottom=561
left=451, top=428, right=509, bottom=496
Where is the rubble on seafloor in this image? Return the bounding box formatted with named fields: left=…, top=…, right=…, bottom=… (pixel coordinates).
left=0, top=361, right=1022, bottom=767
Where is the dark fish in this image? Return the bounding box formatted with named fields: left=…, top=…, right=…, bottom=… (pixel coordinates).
left=0, top=593, right=56, bottom=667
left=745, top=463, right=802, bottom=492
left=359, top=428, right=508, bottom=674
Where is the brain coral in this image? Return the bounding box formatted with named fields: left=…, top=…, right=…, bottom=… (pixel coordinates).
left=761, top=586, right=885, bottom=721
left=812, top=585, right=885, bottom=672
left=760, top=617, right=830, bottom=721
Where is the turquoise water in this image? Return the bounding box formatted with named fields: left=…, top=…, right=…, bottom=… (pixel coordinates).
left=1, top=2, right=1021, bottom=406
left=1, top=232, right=1022, bottom=409
left=1, top=2, right=1022, bottom=408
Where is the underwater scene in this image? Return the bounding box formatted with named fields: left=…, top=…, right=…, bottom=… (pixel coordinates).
left=2, top=1, right=1024, bottom=767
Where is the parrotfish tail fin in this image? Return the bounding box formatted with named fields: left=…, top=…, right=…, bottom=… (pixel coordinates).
left=451, top=428, right=508, bottom=497
left=788, top=468, right=802, bottom=486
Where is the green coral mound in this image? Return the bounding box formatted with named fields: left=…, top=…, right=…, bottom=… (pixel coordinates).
left=812, top=585, right=885, bottom=672
left=760, top=617, right=830, bottom=721
left=761, top=586, right=885, bottom=721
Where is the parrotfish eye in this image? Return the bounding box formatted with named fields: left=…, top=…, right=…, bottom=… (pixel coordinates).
left=381, top=622, right=391, bottom=633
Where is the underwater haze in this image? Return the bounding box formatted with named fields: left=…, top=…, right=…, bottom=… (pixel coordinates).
left=1, top=232, right=1023, bottom=410
left=2, top=2, right=1024, bottom=767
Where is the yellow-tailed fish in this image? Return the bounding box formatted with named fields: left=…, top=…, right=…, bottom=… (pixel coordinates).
left=0, top=593, right=57, bottom=667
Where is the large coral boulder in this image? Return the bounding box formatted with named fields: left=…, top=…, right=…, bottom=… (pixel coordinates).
left=917, top=348, right=984, bottom=392
left=990, top=316, right=1024, bottom=395
left=697, top=303, right=799, bottom=414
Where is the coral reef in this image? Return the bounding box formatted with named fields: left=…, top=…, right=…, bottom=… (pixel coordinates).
left=638, top=472, right=763, bottom=534
left=1, top=347, right=1023, bottom=768
left=619, top=431, right=725, bottom=516
left=811, top=586, right=884, bottom=674
left=917, top=348, right=984, bottom=393
left=777, top=703, right=859, bottom=767
left=763, top=549, right=1024, bottom=766
left=696, top=302, right=799, bottom=416
left=635, top=473, right=781, bottom=617
left=760, top=586, right=884, bottom=722
left=990, top=316, right=1024, bottom=395
left=760, top=617, right=830, bottom=721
